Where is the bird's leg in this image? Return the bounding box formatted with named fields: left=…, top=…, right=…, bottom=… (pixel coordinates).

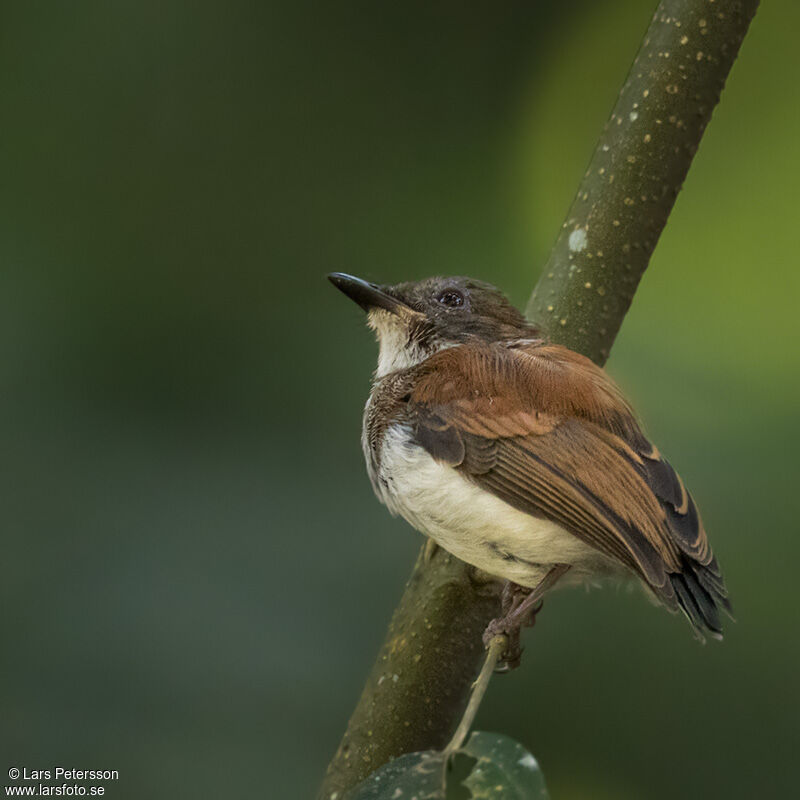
left=495, top=581, right=526, bottom=670
left=491, top=587, right=539, bottom=673
left=484, top=564, right=571, bottom=670
left=488, top=564, right=571, bottom=639
left=500, top=580, right=532, bottom=617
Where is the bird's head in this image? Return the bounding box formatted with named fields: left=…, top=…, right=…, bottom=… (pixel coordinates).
left=328, top=273, right=541, bottom=377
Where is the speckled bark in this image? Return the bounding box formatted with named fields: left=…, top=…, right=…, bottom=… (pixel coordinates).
left=319, top=549, right=502, bottom=799
left=527, top=0, right=758, bottom=365
left=319, top=1, right=758, bottom=797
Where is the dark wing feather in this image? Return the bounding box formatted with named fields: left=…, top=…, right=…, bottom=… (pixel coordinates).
left=467, top=423, right=678, bottom=593
left=409, top=342, right=730, bottom=636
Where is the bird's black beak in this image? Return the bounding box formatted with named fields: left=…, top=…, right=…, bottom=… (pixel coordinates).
left=328, top=273, right=408, bottom=315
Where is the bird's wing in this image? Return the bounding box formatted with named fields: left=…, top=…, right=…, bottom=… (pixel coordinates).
left=408, top=342, right=728, bottom=633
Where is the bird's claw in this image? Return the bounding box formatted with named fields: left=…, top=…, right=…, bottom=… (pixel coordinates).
left=483, top=589, right=546, bottom=671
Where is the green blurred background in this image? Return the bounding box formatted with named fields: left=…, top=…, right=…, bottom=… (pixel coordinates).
left=1, top=1, right=797, bottom=798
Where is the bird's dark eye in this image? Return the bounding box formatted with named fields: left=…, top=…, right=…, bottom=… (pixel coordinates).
left=435, top=288, right=465, bottom=308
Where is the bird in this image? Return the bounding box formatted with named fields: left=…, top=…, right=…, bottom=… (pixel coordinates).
left=328, top=272, right=731, bottom=665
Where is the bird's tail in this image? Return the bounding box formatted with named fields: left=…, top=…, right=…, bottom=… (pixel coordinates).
left=669, top=554, right=732, bottom=640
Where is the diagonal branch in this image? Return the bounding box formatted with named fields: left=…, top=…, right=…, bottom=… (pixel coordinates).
left=527, top=0, right=758, bottom=364
left=318, top=1, right=758, bottom=797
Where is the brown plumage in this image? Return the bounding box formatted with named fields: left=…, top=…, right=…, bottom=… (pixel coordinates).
left=329, top=272, right=731, bottom=641
left=410, top=341, right=728, bottom=635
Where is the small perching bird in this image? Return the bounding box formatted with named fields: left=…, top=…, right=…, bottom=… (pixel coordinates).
left=329, top=272, right=731, bottom=665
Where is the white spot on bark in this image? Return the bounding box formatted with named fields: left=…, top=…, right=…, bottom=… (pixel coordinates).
left=568, top=228, right=588, bottom=253
left=629, top=111, right=639, bottom=122
left=518, top=753, right=539, bottom=770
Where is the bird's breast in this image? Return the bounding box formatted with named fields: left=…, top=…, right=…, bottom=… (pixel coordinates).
left=361, top=373, right=415, bottom=498
left=366, top=421, right=613, bottom=587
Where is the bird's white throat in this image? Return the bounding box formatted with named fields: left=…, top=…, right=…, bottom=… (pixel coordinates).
left=367, top=309, right=429, bottom=378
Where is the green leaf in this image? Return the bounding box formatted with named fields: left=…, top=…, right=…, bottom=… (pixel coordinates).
left=343, top=750, right=446, bottom=800
left=343, top=732, right=547, bottom=800
left=461, top=732, right=549, bottom=800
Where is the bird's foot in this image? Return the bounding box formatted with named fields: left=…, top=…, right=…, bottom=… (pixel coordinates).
left=483, top=565, right=571, bottom=671
left=499, top=580, right=535, bottom=616
left=483, top=588, right=544, bottom=671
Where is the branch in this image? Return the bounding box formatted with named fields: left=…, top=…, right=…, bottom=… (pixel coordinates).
left=320, top=548, right=502, bottom=798
left=527, top=0, right=759, bottom=364
left=319, top=1, right=758, bottom=797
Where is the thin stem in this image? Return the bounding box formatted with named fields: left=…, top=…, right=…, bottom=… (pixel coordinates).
left=442, top=635, right=508, bottom=757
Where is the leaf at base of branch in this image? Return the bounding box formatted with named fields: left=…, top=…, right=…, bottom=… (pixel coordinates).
left=342, top=732, right=548, bottom=800
left=461, top=732, right=549, bottom=799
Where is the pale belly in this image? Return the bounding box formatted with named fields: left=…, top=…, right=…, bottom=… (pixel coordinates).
left=372, top=426, right=619, bottom=588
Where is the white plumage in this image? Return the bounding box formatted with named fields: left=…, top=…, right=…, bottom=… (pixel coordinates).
left=368, top=423, right=619, bottom=588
